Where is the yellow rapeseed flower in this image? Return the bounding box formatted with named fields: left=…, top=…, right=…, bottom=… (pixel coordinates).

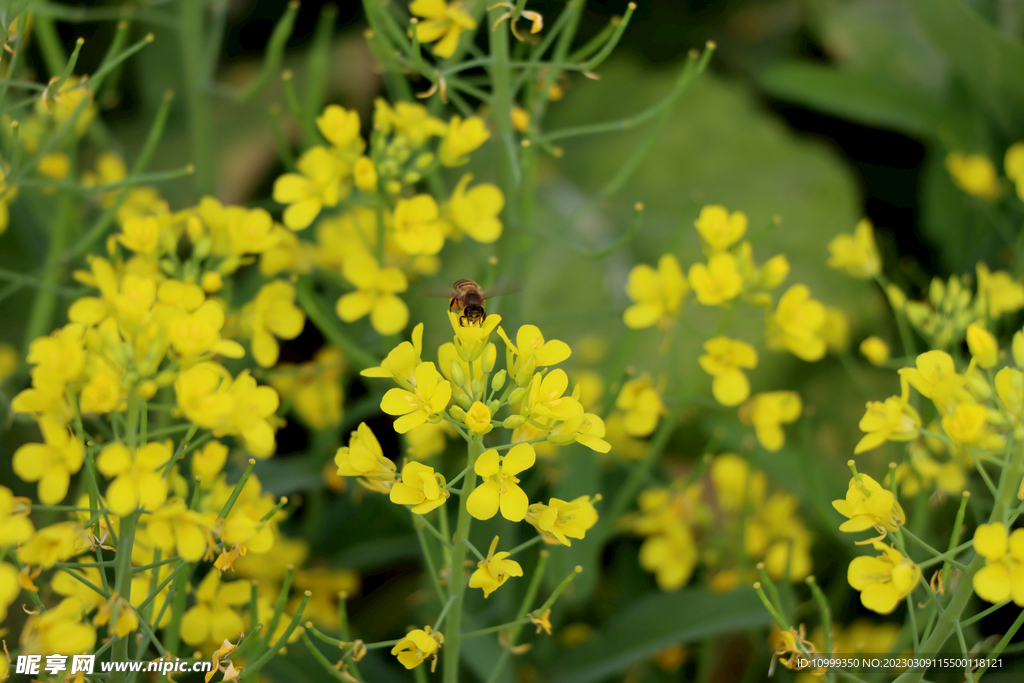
left=391, top=625, right=444, bottom=670
left=689, top=252, right=743, bottom=306
left=445, top=174, right=504, bottom=243
left=19, top=597, right=96, bottom=656
left=381, top=361, right=452, bottom=433
left=898, top=350, right=966, bottom=413
left=1006, top=142, right=1024, bottom=200
left=273, top=146, right=347, bottom=230
left=393, top=194, right=446, bottom=255
left=464, top=401, right=493, bottom=434
left=946, top=152, right=999, bottom=200
left=337, top=254, right=409, bottom=336
left=832, top=471, right=905, bottom=536
left=95, top=441, right=171, bottom=516
left=467, top=444, right=536, bottom=521
left=390, top=461, right=450, bottom=514
left=17, top=521, right=88, bottom=568
left=739, top=391, right=802, bottom=452
left=525, top=495, right=599, bottom=546
left=972, top=522, right=1024, bottom=605
left=855, top=379, right=921, bottom=454
left=615, top=375, right=666, bottom=437
left=966, top=323, right=998, bottom=369
left=847, top=542, right=920, bottom=614
left=765, top=284, right=826, bottom=362
left=698, top=337, right=758, bottom=406
left=623, top=254, right=689, bottom=330
left=0, top=486, right=34, bottom=547
left=180, top=570, right=251, bottom=646
left=469, top=536, right=523, bottom=598
left=12, top=417, right=84, bottom=504
left=977, top=263, right=1024, bottom=318
left=438, top=115, right=490, bottom=166
left=240, top=280, right=306, bottom=367
left=147, top=498, right=215, bottom=562
left=335, top=422, right=397, bottom=482
left=827, top=219, right=881, bottom=279
left=859, top=337, right=890, bottom=366
left=168, top=300, right=246, bottom=361
left=693, top=205, right=747, bottom=252
left=497, top=323, right=571, bottom=380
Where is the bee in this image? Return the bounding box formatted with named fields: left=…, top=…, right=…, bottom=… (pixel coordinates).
left=449, top=279, right=488, bottom=326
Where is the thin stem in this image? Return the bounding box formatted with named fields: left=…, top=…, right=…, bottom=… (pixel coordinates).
left=179, top=0, right=216, bottom=195
left=507, top=534, right=543, bottom=557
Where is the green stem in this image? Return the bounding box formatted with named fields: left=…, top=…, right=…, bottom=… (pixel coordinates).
left=108, top=510, right=140, bottom=683
left=179, top=0, right=216, bottom=195
left=22, top=183, right=74, bottom=351
left=295, top=276, right=380, bottom=370
left=442, top=437, right=483, bottom=683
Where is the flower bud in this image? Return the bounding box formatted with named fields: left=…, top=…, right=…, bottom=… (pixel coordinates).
left=450, top=359, right=466, bottom=387
left=502, top=415, right=526, bottom=429
left=137, top=380, right=158, bottom=399
left=886, top=284, right=907, bottom=311
left=507, top=387, right=527, bottom=405
left=470, top=378, right=483, bottom=397
left=967, top=323, right=998, bottom=369
left=547, top=433, right=576, bottom=446
left=481, top=343, right=496, bottom=372
left=491, top=369, right=507, bottom=392
left=449, top=405, right=467, bottom=422
left=457, top=394, right=472, bottom=410
left=487, top=400, right=501, bottom=415
left=192, top=234, right=212, bottom=260
left=514, top=356, right=536, bottom=387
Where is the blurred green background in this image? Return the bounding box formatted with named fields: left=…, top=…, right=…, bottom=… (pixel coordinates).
left=4, top=0, right=1024, bottom=681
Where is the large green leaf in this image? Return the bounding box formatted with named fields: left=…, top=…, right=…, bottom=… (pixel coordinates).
left=544, top=588, right=772, bottom=683
left=908, top=0, right=1024, bottom=136
left=758, top=61, right=941, bottom=137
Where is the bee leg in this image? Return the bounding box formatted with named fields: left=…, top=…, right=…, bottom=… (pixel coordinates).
left=459, top=315, right=466, bottom=327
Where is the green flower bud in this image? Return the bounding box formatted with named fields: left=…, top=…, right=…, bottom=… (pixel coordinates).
left=450, top=359, right=466, bottom=387
left=502, top=415, right=526, bottom=429
left=514, top=356, right=536, bottom=387
left=457, top=393, right=472, bottom=410
left=491, top=369, right=507, bottom=392
left=488, top=400, right=501, bottom=415
left=470, top=378, right=483, bottom=398
left=482, top=343, right=497, bottom=372
left=449, top=405, right=467, bottom=422
left=547, top=434, right=576, bottom=445
left=507, top=387, right=527, bottom=405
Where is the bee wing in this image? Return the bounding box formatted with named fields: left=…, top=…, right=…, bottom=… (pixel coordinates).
left=417, top=283, right=458, bottom=298
left=481, top=281, right=521, bottom=299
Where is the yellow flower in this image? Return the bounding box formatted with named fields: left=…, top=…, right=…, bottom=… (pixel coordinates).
left=354, top=156, right=378, bottom=192
left=739, top=391, right=802, bottom=452
left=446, top=174, right=504, bottom=243
left=337, top=254, right=409, bottom=336
left=93, top=594, right=139, bottom=639
left=467, top=444, right=535, bottom=521
left=711, top=453, right=765, bottom=513
left=639, top=525, right=698, bottom=590
left=747, top=493, right=813, bottom=581
left=362, top=323, right=425, bottom=388
left=941, top=402, right=988, bottom=445
left=438, top=115, right=490, bottom=166
left=0, top=486, right=34, bottom=547
left=946, top=152, right=999, bottom=200
left=272, top=146, right=347, bottom=230
left=118, top=215, right=162, bottom=255
left=526, top=495, right=599, bottom=546
left=168, top=300, right=246, bottom=361
left=1006, top=142, right=1024, bottom=200
left=469, top=536, right=523, bottom=598
left=855, top=380, right=921, bottom=454
left=19, top=597, right=96, bottom=656
left=180, top=570, right=251, bottom=645
left=623, top=254, right=689, bottom=330
left=688, top=253, right=743, bottom=306
left=966, top=323, right=998, bottom=369
left=822, top=306, right=851, bottom=353
left=447, top=309, right=502, bottom=362
left=175, top=361, right=236, bottom=431
left=972, top=523, right=1024, bottom=605
left=765, top=284, right=826, bottom=362
left=497, top=323, right=571, bottom=380
left=698, top=337, right=758, bottom=406
left=693, top=205, right=747, bottom=252
left=393, top=194, right=446, bottom=255
left=464, top=401, right=493, bottom=434
left=381, top=361, right=452, bottom=433
left=95, top=441, right=171, bottom=516
left=616, top=375, right=666, bottom=437
left=225, top=206, right=280, bottom=256
left=269, top=346, right=346, bottom=429
left=827, top=219, right=881, bottom=278
left=996, top=367, right=1024, bottom=422
left=0, top=343, right=18, bottom=384
left=832, top=472, right=905, bottom=536
left=1, top=561, right=21, bottom=622
left=546, top=411, right=611, bottom=453
left=898, top=350, right=965, bottom=413
left=520, top=368, right=584, bottom=428
left=17, top=521, right=88, bottom=568
left=147, top=498, right=215, bottom=562
left=859, top=337, right=890, bottom=366
left=335, top=422, right=397, bottom=482
left=977, top=263, right=1024, bottom=318
left=389, top=461, right=450, bottom=514
left=404, top=421, right=452, bottom=460
left=240, top=280, right=305, bottom=367
left=391, top=625, right=444, bottom=670
left=317, top=104, right=362, bottom=151
left=847, top=542, right=920, bottom=614
left=12, top=417, right=84, bottom=504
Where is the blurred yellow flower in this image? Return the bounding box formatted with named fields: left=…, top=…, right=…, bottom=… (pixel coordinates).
left=616, top=375, right=666, bottom=436
left=17, top=521, right=87, bottom=568
left=335, top=422, right=397, bottom=482
left=1006, top=142, right=1024, bottom=200
left=95, top=441, right=171, bottom=516
left=693, top=205, right=747, bottom=252
left=832, top=471, right=905, bottom=536
left=623, top=254, right=689, bottom=330
left=966, top=323, right=998, bottom=369
left=180, top=570, right=251, bottom=646
left=847, top=542, right=919, bottom=614
left=273, top=146, right=347, bottom=230
left=689, top=252, right=743, bottom=306
left=855, top=382, right=921, bottom=454
left=168, top=300, right=246, bottom=361
left=898, top=350, right=965, bottom=413
left=20, top=597, right=96, bottom=656
left=765, top=284, right=826, bottom=362
left=698, top=337, right=758, bottom=406
left=0, top=486, right=34, bottom=547
left=739, top=391, right=802, bottom=452
left=147, top=498, right=215, bottom=562
left=393, top=194, right=446, bottom=255
left=827, top=219, right=881, bottom=279
left=446, top=174, right=504, bottom=243
left=859, top=337, right=890, bottom=366
left=639, top=525, right=698, bottom=590
left=438, top=115, right=490, bottom=166
left=12, top=417, right=84, bottom=505
left=240, top=280, right=305, bottom=367
left=946, top=151, right=999, bottom=200
left=977, top=263, right=1024, bottom=318
left=337, top=254, right=409, bottom=336
left=941, top=402, right=988, bottom=445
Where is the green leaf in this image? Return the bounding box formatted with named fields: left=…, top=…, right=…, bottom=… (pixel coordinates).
left=758, top=61, right=941, bottom=137
left=545, top=588, right=772, bottom=683
left=907, top=0, right=1024, bottom=136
